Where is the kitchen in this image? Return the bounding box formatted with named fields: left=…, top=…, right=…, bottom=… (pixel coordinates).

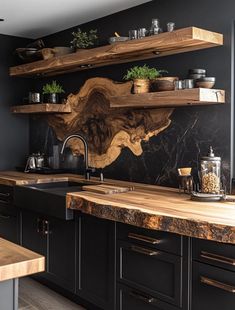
left=0, top=0, right=234, bottom=309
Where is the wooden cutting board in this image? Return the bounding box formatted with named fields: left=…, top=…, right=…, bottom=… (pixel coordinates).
left=82, top=184, right=134, bottom=194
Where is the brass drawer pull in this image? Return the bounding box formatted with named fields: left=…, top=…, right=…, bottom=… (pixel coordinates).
left=129, top=291, right=154, bottom=304
left=200, top=251, right=235, bottom=266
left=201, top=276, right=235, bottom=293
left=128, top=233, right=160, bottom=245
left=130, top=245, right=158, bottom=256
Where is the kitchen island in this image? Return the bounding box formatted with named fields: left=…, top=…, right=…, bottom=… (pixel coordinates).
left=0, top=238, right=44, bottom=310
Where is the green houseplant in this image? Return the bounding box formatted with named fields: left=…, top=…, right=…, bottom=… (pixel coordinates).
left=42, top=81, right=65, bottom=104
left=123, top=65, right=167, bottom=94
left=71, top=28, right=98, bottom=51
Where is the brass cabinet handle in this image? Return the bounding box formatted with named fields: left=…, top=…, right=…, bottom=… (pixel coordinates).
left=129, top=291, right=155, bottom=304
left=201, top=276, right=235, bottom=293
left=128, top=233, right=160, bottom=245
left=200, top=251, right=235, bottom=266
left=130, top=245, right=158, bottom=256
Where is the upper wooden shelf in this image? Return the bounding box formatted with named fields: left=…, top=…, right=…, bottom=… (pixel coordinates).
left=9, top=27, right=223, bottom=78
left=110, top=88, right=225, bottom=108
left=11, top=103, right=71, bottom=114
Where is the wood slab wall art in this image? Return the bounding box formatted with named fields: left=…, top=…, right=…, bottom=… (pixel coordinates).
left=46, top=78, right=174, bottom=168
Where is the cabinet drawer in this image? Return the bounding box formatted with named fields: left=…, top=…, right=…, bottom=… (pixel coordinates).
left=193, top=238, right=235, bottom=272
left=117, top=241, right=183, bottom=307
left=117, top=223, right=182, bottom=256
left=0, top=185, right=13, bottom=205
left=117, top=284, right=179, bottom=310
left=192, top=261, right=235, bottom=310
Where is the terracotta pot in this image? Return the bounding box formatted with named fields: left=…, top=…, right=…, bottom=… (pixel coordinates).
left=151, top=77, right=179, bottom=92
left=133, top=79, right=150, bottom=94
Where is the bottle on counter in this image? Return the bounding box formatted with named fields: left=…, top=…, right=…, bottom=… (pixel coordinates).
left=200, top=146, right=221, bottom=194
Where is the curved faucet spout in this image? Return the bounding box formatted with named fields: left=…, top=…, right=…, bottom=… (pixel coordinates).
left=60, top=134, right=89, bottom=175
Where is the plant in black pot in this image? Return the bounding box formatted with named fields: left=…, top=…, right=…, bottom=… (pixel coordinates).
left=70, top=28, right=98, bottom=51
left=42, top=81, right=65, bottom=104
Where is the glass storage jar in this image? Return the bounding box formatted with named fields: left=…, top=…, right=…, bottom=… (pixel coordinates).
left=149, top=18, right=162, bottom=35
left=200, top=146, right=221, bottom=194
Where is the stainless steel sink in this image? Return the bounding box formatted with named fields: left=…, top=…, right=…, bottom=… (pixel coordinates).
left=14, top=181, right=92, bottom=220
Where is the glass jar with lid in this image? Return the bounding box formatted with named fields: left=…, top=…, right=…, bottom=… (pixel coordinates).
left=149, top=18, right=162, bottom=35
left=200, top=146, right=221, bottom=194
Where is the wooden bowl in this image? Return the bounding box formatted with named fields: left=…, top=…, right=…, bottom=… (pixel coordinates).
left=151, top=77, right=179, bottom=92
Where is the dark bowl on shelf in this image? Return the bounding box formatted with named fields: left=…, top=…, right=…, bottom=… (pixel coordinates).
left=188, top=68, right=206, bottom=75
left=195, top=77, right=216, bottom=88
left=188, top=73, right=206, bottom=80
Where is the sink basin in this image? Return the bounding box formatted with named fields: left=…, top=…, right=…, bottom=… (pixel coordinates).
left=14, top=181, right=92, bottom=220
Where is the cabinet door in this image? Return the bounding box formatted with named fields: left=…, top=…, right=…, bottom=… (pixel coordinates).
left=0, top=206, right=19, bottom=243
left=21, top=211, right=48, bottom=266
left=78, top=214, right=116, bottom=310
left=192, top=261, right=235, bottom=310
left=46, top=217, right=76, bottom=293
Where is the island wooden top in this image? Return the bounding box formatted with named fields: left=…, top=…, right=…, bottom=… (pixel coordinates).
left=1, top=171, right=235, bottom=244
left=0, top=238, right=44, bottom=282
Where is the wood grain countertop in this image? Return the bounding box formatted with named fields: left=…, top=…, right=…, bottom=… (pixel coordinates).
left=1, top=171, right=235, bottom=244
left=0, top=238, right=44, bottom=282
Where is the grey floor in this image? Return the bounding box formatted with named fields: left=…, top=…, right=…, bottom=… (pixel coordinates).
left=19, top=278, right=85, bottom=310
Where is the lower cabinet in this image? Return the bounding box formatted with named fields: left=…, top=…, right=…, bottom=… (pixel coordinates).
left=21, top=210, right=76, bottom=293
left=77, top=213, right=116, bottom=310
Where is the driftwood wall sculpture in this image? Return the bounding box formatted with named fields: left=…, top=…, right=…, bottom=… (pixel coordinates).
left=47, top=78, right=174, bottom=168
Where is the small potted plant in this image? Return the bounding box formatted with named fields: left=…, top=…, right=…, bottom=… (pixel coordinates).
left=70, top=28, right=98, bottom=51
left=123, top=65, right=166, bottom=94
left=42, top=81, right=65, bottom=104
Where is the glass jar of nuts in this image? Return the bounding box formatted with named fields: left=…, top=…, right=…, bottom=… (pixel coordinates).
left=200, top=146, right=221, bottom=194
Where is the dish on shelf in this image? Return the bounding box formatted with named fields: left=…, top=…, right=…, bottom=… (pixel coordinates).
left=108, top=36, right=129, bottom=44
left=195, top=77, right=216, bottom=89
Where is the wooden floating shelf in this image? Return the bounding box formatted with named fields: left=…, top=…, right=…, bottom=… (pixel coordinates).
left=11, top=103, right=71, bottom=114
left=110, top=88, right=225, bottom=108
left=9, top=27, right=223, bottom=78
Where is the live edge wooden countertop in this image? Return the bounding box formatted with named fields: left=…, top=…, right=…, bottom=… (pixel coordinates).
left=1, top=171, right=235, bottom=244
left=0, top=238, right=44, bottom=282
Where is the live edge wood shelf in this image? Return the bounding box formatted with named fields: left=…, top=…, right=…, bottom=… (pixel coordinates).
left=11, top=103, right=71, bottom=114
left=110, top=88, right=225, bottom=108
left=9, top=27, right=223, bottom=78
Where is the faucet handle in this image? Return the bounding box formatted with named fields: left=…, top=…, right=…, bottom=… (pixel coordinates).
left=86, top=167, right=96, bottom=180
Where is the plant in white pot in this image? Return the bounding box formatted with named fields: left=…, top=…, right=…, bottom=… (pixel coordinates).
left=42, top=81, right=65, bottom=104
left=123, top=65, right=167, bottom=94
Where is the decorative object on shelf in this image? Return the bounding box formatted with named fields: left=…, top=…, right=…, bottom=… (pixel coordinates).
left=188, top=68, right=206, bottom=80
left=46, top=77, right=173, bottom=168
left=42, top=81, right=65, bottom=104
left=123, top=65, right=167, bottom=93
left=178, top=167, right=194, bottom=194
left=14, top=39, right=46, bottom=63
left=149, top=18, right=162, bottom=35
left=152, top=76, right=178, bottom=92
left=138, top=28, right=147, bottom=38
left=195, top=77, right=216, bottom=89
left=183, top=79, right=195, bottom=89
left=200, top=146, right=221, bottom=194
left=167, top=22, right=175, bottom=32
left=128, top=29, right=138, bottom=40
left=9, top=27, right=224, bottom=77
left=108, top=32, right=129, bottom=44
left=28, top=92, right=41, bottom=104
left=70, top=28, right=98, bottom=51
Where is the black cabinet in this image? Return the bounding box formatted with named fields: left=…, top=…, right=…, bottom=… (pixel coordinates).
left=21, top=210, right=76, bottom=293
left=0, top=185, right=19, bottom=243
left=77, top=213, right=116, bottom=310
left=192, top=261, right=235, bottom=310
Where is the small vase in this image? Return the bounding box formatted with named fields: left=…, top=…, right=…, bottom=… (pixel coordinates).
left=133, top=79, right=150, bottom=94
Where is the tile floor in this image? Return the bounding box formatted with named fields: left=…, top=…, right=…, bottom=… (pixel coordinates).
left=19, top=278, right=85, bottom=310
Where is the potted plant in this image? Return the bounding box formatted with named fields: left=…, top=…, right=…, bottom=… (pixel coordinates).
left=42, top=81, right=65, bottom=104
left=123, top=65, right=166, bottom=94
left=70, top=28, right=98, bottom=51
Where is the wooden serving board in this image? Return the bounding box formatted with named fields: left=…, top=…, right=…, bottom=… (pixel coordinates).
left=82, top=184, right=134, bottom=194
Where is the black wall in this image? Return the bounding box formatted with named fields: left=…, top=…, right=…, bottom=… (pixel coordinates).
left=0, top=34, right=31, bottom=170
left=29, top=0, right=234, bottom=188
